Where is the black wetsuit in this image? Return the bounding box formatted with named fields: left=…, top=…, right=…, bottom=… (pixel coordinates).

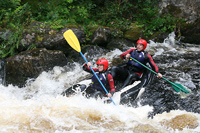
left=83, top=64, right=115, bottom=97
left=111, top=49, right=159, bottom=90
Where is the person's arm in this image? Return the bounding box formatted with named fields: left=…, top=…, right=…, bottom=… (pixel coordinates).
left=120, top=49, right=135, bottom=59
left=82, top=62, right=98, bottom=74
left=107, top=73, right=115, bottom=97
left=146, top=53, right=162, bottom=78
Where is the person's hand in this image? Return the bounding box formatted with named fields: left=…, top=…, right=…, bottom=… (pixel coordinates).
left=157, top=73, right=162, bottom=78
left=107, top=93, right=112, bottom=97
left=126, top=54, right=131, bottom=59
left=87, top=62, right=92, bottom=67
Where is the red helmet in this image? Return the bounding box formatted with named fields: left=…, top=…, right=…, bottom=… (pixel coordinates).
left=137, top=39, right=147, bottom=50
left=96, top=59, right=109, bottom=71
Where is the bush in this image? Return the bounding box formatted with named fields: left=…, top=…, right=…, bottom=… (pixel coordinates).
left=0, top=0, right=182, bottom=58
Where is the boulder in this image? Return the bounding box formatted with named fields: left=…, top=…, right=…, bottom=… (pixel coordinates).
left=6, top=48, right=67, bottom=87
left=106, top=39, right=134, bottom=51
left=124, top=23, right=143, bottom=41
left=180, top=19, right=200, bottom=44
left=20, top=21, right=86, bottom=55
left=90, top=26, right=111, bottom=47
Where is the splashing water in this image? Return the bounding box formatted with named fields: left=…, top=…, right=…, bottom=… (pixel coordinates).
left=0, top=32, right=200, bottom=132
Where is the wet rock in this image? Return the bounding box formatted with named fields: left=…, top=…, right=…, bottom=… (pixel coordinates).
left=6, top=48, right=67, bottom=87
left=0, top=58, right=6, bottom=85
left=149, top=32, right=170, bottom=43
left=159, top=1, right=200, bottom=44
left=82, top=45, right=108, bottom=62
left=37, top=27, right=85, bottom=55
left=20, top=21, right=86, bottom=55
left=106, top=39, right=134, bottom=51
left=179, top=19, right=200, bottom=44
left=90, top=26, right=111, bottom=47
left=159, top=0, right=200, bottom=23
left=124, top=23, right=143, bottom=41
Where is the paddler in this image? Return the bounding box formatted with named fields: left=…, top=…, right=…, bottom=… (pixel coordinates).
left=111, top=39, right=163, bottom=90
left=83, top=59, right=115, bottom=98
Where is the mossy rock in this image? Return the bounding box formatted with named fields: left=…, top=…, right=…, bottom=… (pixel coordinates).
left=124, top=23, right=142, bottom=41
left=149, top=31, right=170, bottom=43
left=6, top=48, right=67, bottom=87
left=161, top=4, right=182, bottom=17
left=180, top=19, right=200, bottom=44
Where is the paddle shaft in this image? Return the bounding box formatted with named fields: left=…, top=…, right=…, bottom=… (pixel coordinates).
left=80, top=52, right=116, bottom=105
left=63, top=29, right=116, bottom=105
left=129, top=57, right=183, bottom=92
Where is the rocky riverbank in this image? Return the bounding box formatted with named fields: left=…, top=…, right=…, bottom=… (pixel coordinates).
left=1, top=0, right=200, bottom=87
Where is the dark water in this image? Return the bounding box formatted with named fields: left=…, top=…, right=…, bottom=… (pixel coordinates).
left=137, top=46, right=200, bottom=117
left=0, top=33, right=199, bottom=132
left=66, top=40, right=200, bottom=118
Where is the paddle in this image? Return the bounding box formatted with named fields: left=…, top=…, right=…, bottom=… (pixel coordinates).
left=129, top=57, right=190, bottom=94
left=63, top=29, right=116, bottom=105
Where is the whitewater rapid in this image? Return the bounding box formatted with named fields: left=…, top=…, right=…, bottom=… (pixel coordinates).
left=0, top=32, right=200, bottom=132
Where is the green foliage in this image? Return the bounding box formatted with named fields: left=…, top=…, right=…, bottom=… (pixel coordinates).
left=132, top=0, right=180, bottom=37
left=49, top=19, right=65, bottom=30
left=0, top=1, right=31, bottom=28
left=0, top=28, right=23, bottom=58
left=90, top=0, right=134, bottom=29
left=28, top=0, right=95, bottom=26
left=0, top=0, right=183, bottom=58
left=0, top=2, right=31, bottom=58
left=27, top=43, right=36, bottom=50
left=0, top=0, right=21, bottom=11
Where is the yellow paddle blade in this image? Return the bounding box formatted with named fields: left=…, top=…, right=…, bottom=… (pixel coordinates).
left=63, top=29, right=81, bottom=52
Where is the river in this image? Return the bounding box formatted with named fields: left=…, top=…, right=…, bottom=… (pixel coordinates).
left=0, top=32, right=199, bottom=132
